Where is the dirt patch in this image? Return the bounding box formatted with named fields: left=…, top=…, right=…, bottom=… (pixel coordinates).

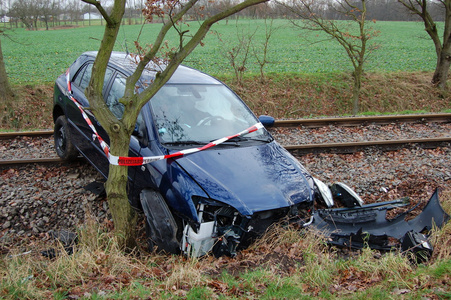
left=26, top=25, right=81, bottom=31
left=0, top=84, right=54, bottom=131
left=51, top=25, right=81, bottom=30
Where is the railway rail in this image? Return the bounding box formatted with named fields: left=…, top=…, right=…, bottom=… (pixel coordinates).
left=1, top=136, right=450, bottom=167
left=273, top=113, right=451, bottom=128
left=0, top=157, right=67, bottom=167
left=1, top=113, right=450, bottom=167
left=0, top=130, right=53, bottom=140
left=285, top=136, right=451, bottom=155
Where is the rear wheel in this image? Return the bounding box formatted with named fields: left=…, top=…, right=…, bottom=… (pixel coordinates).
left=54, top=115, right=78, bottom=160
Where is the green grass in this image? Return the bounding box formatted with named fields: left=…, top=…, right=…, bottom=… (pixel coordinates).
left=1, top=19, right=438, bottom=85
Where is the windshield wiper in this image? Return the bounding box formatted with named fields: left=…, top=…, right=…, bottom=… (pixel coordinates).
left=246, top=136, right=273, bottom=143
left=228, top=136, right=249, bottom=142
left=227, top=135, right=273, bottom=143
left=162, top=140, right=206, bottom=146
left=211, top=135, right=272, bottom=146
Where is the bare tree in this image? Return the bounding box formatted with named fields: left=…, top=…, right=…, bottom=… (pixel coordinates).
left=0, top=4, right=13, bottom=102
left=252, top=17, right=278, bottom=83
left=70, top=0, right=83, bottom=24
left=10, top=0, right=33, bottom=29
left=0, top=0, right=12, bottom=101
left=0, top=38, right=13, bottom=101
left=38, top=0, right=56, bottom=30
left=220, top=24, right=256, bottom=85
left=8, top=0, right=67, bottom=29
left=82, top=0, right=268, bottom=249
left=398, top=0, right=451, bottom=89
left=281, top=0, right=378, bottom=114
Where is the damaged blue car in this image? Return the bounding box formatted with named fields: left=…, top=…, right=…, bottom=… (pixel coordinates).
left=53, top=52, right=449, bottom=257
left=53, top=52, right=318, bottom=257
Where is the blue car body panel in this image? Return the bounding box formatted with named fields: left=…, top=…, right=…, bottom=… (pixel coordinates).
left=173, top=142, right=313, bottom=216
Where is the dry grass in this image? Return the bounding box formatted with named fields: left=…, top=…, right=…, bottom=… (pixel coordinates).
left=430, top=190, right=451, bottom=261
left=225, top=71, right=451, bottom=118
left=0, top=84, right=53, bottom=131
left=1, top=203, right=450, bottom=298
left=1, top=71, right=450, bottom=132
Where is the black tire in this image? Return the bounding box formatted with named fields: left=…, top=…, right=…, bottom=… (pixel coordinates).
left=140, top=189, right=181, bottom=254
left=54, top=115, right=78, bottom=160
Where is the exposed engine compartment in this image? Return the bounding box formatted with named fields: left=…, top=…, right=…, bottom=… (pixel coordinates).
left=182, top=199, right=314, bottom=257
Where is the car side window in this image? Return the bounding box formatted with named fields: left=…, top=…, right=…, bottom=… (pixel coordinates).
left=74, top=63, right=92, bottom=92
left=106, top=73, right=126, bottom=119
left=73, top=63, right=114, bottom=94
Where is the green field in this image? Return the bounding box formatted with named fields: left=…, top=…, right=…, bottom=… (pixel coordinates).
left=1, top=19, right=437, bottom=84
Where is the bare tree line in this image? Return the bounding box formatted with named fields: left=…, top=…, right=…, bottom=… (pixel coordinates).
left=282, top=0, right=445, bottom=21
left=0, top=0, right=446, bottom=30
left=0, top=0, right=145, bottom=29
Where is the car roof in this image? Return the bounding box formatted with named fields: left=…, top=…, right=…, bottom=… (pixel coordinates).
left=82, top=51, right=220, bottom=85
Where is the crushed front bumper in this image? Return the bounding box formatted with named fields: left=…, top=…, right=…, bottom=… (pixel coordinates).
left=311, top=189, right=449, bottom=253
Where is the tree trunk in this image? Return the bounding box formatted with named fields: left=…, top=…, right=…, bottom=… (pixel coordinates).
left=86, top=0, right=135, bottom=249
left=398, top=0, right=451, bottom=89
left=432, top=47, right=451, bottom=89
left=105, top=132, right=138, bottom=250
left=0, top=39, right=13, bottom=101
left=352, top=66, right=362, bottom=115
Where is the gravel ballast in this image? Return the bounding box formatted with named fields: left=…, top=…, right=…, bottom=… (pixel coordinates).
left=1, top=123, right=450, bottom=240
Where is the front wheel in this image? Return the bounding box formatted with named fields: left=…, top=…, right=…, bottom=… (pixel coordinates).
left=54, top=115, right=78, bottom=160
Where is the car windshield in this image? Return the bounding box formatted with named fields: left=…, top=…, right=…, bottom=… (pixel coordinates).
left=149, top=84, right=267, bottom=144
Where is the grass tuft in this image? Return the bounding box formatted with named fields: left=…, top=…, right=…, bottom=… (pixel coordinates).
left=429, top=190, right=451, bottom=261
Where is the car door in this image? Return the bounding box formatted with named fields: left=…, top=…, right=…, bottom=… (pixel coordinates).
left=96, top=71, right=150, bottom=180
left=68, top=62, right=114, bottom=177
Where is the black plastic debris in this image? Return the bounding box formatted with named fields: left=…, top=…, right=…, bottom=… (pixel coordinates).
left=83, top=181, right=106, bottom=195
left=401, top=230, right=433, bottom=264
left=312, top=189, right=449, bottom=253
left=328, top=228, right=392, bottom=251
left=41, top=230, right=77, bottom=259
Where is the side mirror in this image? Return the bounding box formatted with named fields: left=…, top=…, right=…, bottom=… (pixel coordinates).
left=258, top=115, right=275, bottom=128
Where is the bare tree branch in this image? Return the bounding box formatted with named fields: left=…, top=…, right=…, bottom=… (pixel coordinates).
left=280, top=0, right=377, bottom=114
left=82, top=0, right=115, bottom=25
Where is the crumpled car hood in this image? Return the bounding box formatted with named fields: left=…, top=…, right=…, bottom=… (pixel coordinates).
left=173, top=141, right=314, bottom=216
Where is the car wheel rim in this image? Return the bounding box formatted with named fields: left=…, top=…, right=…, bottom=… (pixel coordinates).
left=57, top=127, right=66, bottom=152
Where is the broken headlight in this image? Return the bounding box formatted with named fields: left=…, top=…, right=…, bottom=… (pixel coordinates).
left=182, top=196, right=314, bottom=257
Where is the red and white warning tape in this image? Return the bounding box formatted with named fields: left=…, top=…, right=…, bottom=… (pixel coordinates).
left=66, top=70, right=112, bottom=160
left=65, top=69, right=263, bottom=166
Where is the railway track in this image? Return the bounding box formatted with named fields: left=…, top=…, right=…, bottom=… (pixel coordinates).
left=1, top=113, right=450, bottom=140
left=2, top=136, right=449, bottom=167
left=0, top=130, right=53, bottom=140
left=1, top=113, right=450, bottom=167
left=285, top=136, right=451, bottom=155
left=0, top=157, right=66, bottom=167
left=273, top=113, right=451, bottom=128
